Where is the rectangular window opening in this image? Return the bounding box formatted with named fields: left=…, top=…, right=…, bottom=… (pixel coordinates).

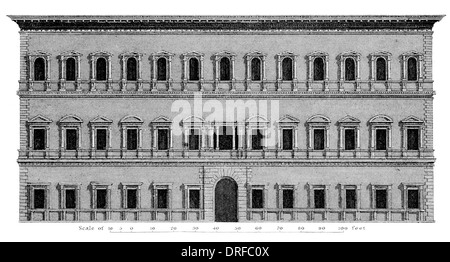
left=189, top=189, right=200, bottom=209
left=252, top=189, right=264, bottom=209
left=157, top=129, right=169, bottom=150
left=313, top=129, right=325, bottom=150
left=375, top=129, right=387, bottom=150
left=282, top=189, right=294, bottom=209
left=157, top=189, right=168, bottom=209
left=252, top=129, right=264, bottom=150
left=188, top=129, right=200, bottom=150
left=219, top=126, right=233, bottom=150
left=33, top=128, right=46, bottom=150
left=65, top=189, right=76, bottom=209
left=282, top=129, right=294, bottom=150
left=33, top=189, right=46, bottom=209
left=96, top=189, right=107, bottom=209
left=127, top=189, right=138, bottom=209
left=407, top=189, right=420, bottom=209
left=314, top=189, right=325, bottom=209
left=345, top=189, right=357, bottom=209
left=126, top=129, right=138, bottom=150
left=65, top=129, right=78, bottom=150
left=407, top=129, right=419, bottom=150
left=96, top=129, right=107, bottom=150
left=375, top=189, right=387, bottom=209
left=344, top=129, right=356, bottom=150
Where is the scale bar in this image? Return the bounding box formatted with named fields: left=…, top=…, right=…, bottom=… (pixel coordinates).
left=110, top=231, right=345, bottom=234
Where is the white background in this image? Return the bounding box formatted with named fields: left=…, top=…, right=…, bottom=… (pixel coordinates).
left=0, top=0, right=449, bottom=242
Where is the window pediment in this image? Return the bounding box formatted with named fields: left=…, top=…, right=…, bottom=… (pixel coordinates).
left=182, top=51, right=204, bottom=58
left=307, top=51, right=328, bottom=57
left=59, top=50, right=82, bottom=58
left=307, top=115, right=331, bottom=124
left=276, top=51, right=296, bottom=58
left=183, top=115, right=205, bottom=124
left=120, top=115, right=143, bottom=125
left=400, top=115, right=424, bottom=125
left=89, top=51, right=112, bottom=58
left=338, top=115, right=361, bottom=124
left=401, top=51, right=423, bottom=57
left=213, top=51, right=236, bottom=58
left=370, top=51, right=392, bottom=57
left=28, top=50, right=51, bottom=57
left=59, top=114, right=83, bottom=124
left=119, top=51, right=143, bottom=58
left=278, top=115, right=300, bottom=124
left=246, top=115, right=269, bottom=124
left=151, top=115, right=172, bottom=125
left=339, top=51, right=361, bottom=60
left=369, top=114, right=393, bottom=124
left=89, top=116, right=113, bottom=124
left=245, top=51, right=267, bottom=58
left=151, top=50, right=174, bottom=57
left=28, top=114, right=52, bottom=124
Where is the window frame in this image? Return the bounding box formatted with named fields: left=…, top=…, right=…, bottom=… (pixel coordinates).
left=307, top=184, right=329, bottom=209
left=58, top=51, right=82, bottom=90
left=307, top=51, right=329, bottom=83
left=89, top=51, right=112, bottom=84
left=182, top=116, right=205, bottom=150
left=119, top=115, right=144, bottom=151
left=58, top=115, right=83, bottom=151
left=306, top=115, right=331, bottom=151
left=28, top=182, right=51, bottom=210
left=337, top=115, right=361, bottom=151
left=369, top=52, right=392, bottom=83
left=182, top=51, right=204, bottom=83
left=400, top=116, right=424, bottom=151
left=182, top=184, right=203, bottom=210
left=150, top=116, right=173, bottom=151
left=89, top=116, right=113, bottom=151
left=277, top=115, right=300, bottom=151
left=245, top=51, right=266, bottom=83
left=370, top=184, right=392, bottom=209
left=213, top=51, right=236, bottom=83
left=90, top=182, right=112, bottom=209
left=210, top=123, right=237, bottom=151
left=368, top=114, right=393, bottom=151
left=27, top=51, right=51, bottom=85
left=151, top=51, right=174, bottom=86
left=401, top=51, right=424, bottom=82
left=339, top=184, right=361, bottom=210
left=246, top=115, right=269, bottom=151
left=152, top=183, right=173, bottom=209
left=276, top=184, right=297, bottom=209
left=120, top=182, right=143, bottom=209
left=401, top=183, right=423, bottom=210
left=276, top=51, right=297, bottom=83
left=247, top=184, right=268, bottom=209
left=58, top=183, right=81, bottom=209
left=339, top=51, right=361, bottom=82
left=28, top=115, right=52, bottom=151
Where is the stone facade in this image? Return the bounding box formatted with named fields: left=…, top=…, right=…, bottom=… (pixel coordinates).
left=10, top=15, right=442, bottom=222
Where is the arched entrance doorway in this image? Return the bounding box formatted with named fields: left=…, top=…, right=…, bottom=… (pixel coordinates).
left=215, top=177, right=238, bottom=222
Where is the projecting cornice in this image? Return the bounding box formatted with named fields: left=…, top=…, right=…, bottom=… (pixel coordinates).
left=8, top=15, right=445, bottom=31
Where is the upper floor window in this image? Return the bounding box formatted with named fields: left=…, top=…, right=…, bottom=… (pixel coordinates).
left=400, top=116, right=424, bottom=151
left=212, top=124, right=235, bottom=150
left=307, top=51, right=328, bottom=82
left=58, top=51, right=82, bottom=82
left=182, top=116, right=205, bottom=150
left=151, top=51, right=174, bottom=82
left=277, top=52, right=297, bottom=82
left=28, top=51, right=50, bottom=82
left=150, top=116, right=173, bottom=151
left=339, top=51, right=361, bottom=82
left=29, top=183, right=50, bottom=209
left=119, top=52, right=142, bottom=82
left=119, top=115, right=143, bottom=151
left=182, top=51, right=204, bottom=82
left=58, top=115, right=83, bottom=151
left=214, top=51, right=235, bottom=82
left=368, top=114, right=393, bottom=151
left=306, top=115, right=331, bottom=151
left=246, top=115, right=269, bottom=150
left=277, top=115, right=300, bottom=150
left=89, top=51, right=112, bottom=82
left=401, top=51, right=423, bottom=82
left=245, top=51, right=266, bottom=82
left=338, top=115, right=361, bottom=151
left=369, top=52, right=391, bottom=82
left=89, top=116, right=113, bottom=151
left=28, top=115, right=52, bottom=151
